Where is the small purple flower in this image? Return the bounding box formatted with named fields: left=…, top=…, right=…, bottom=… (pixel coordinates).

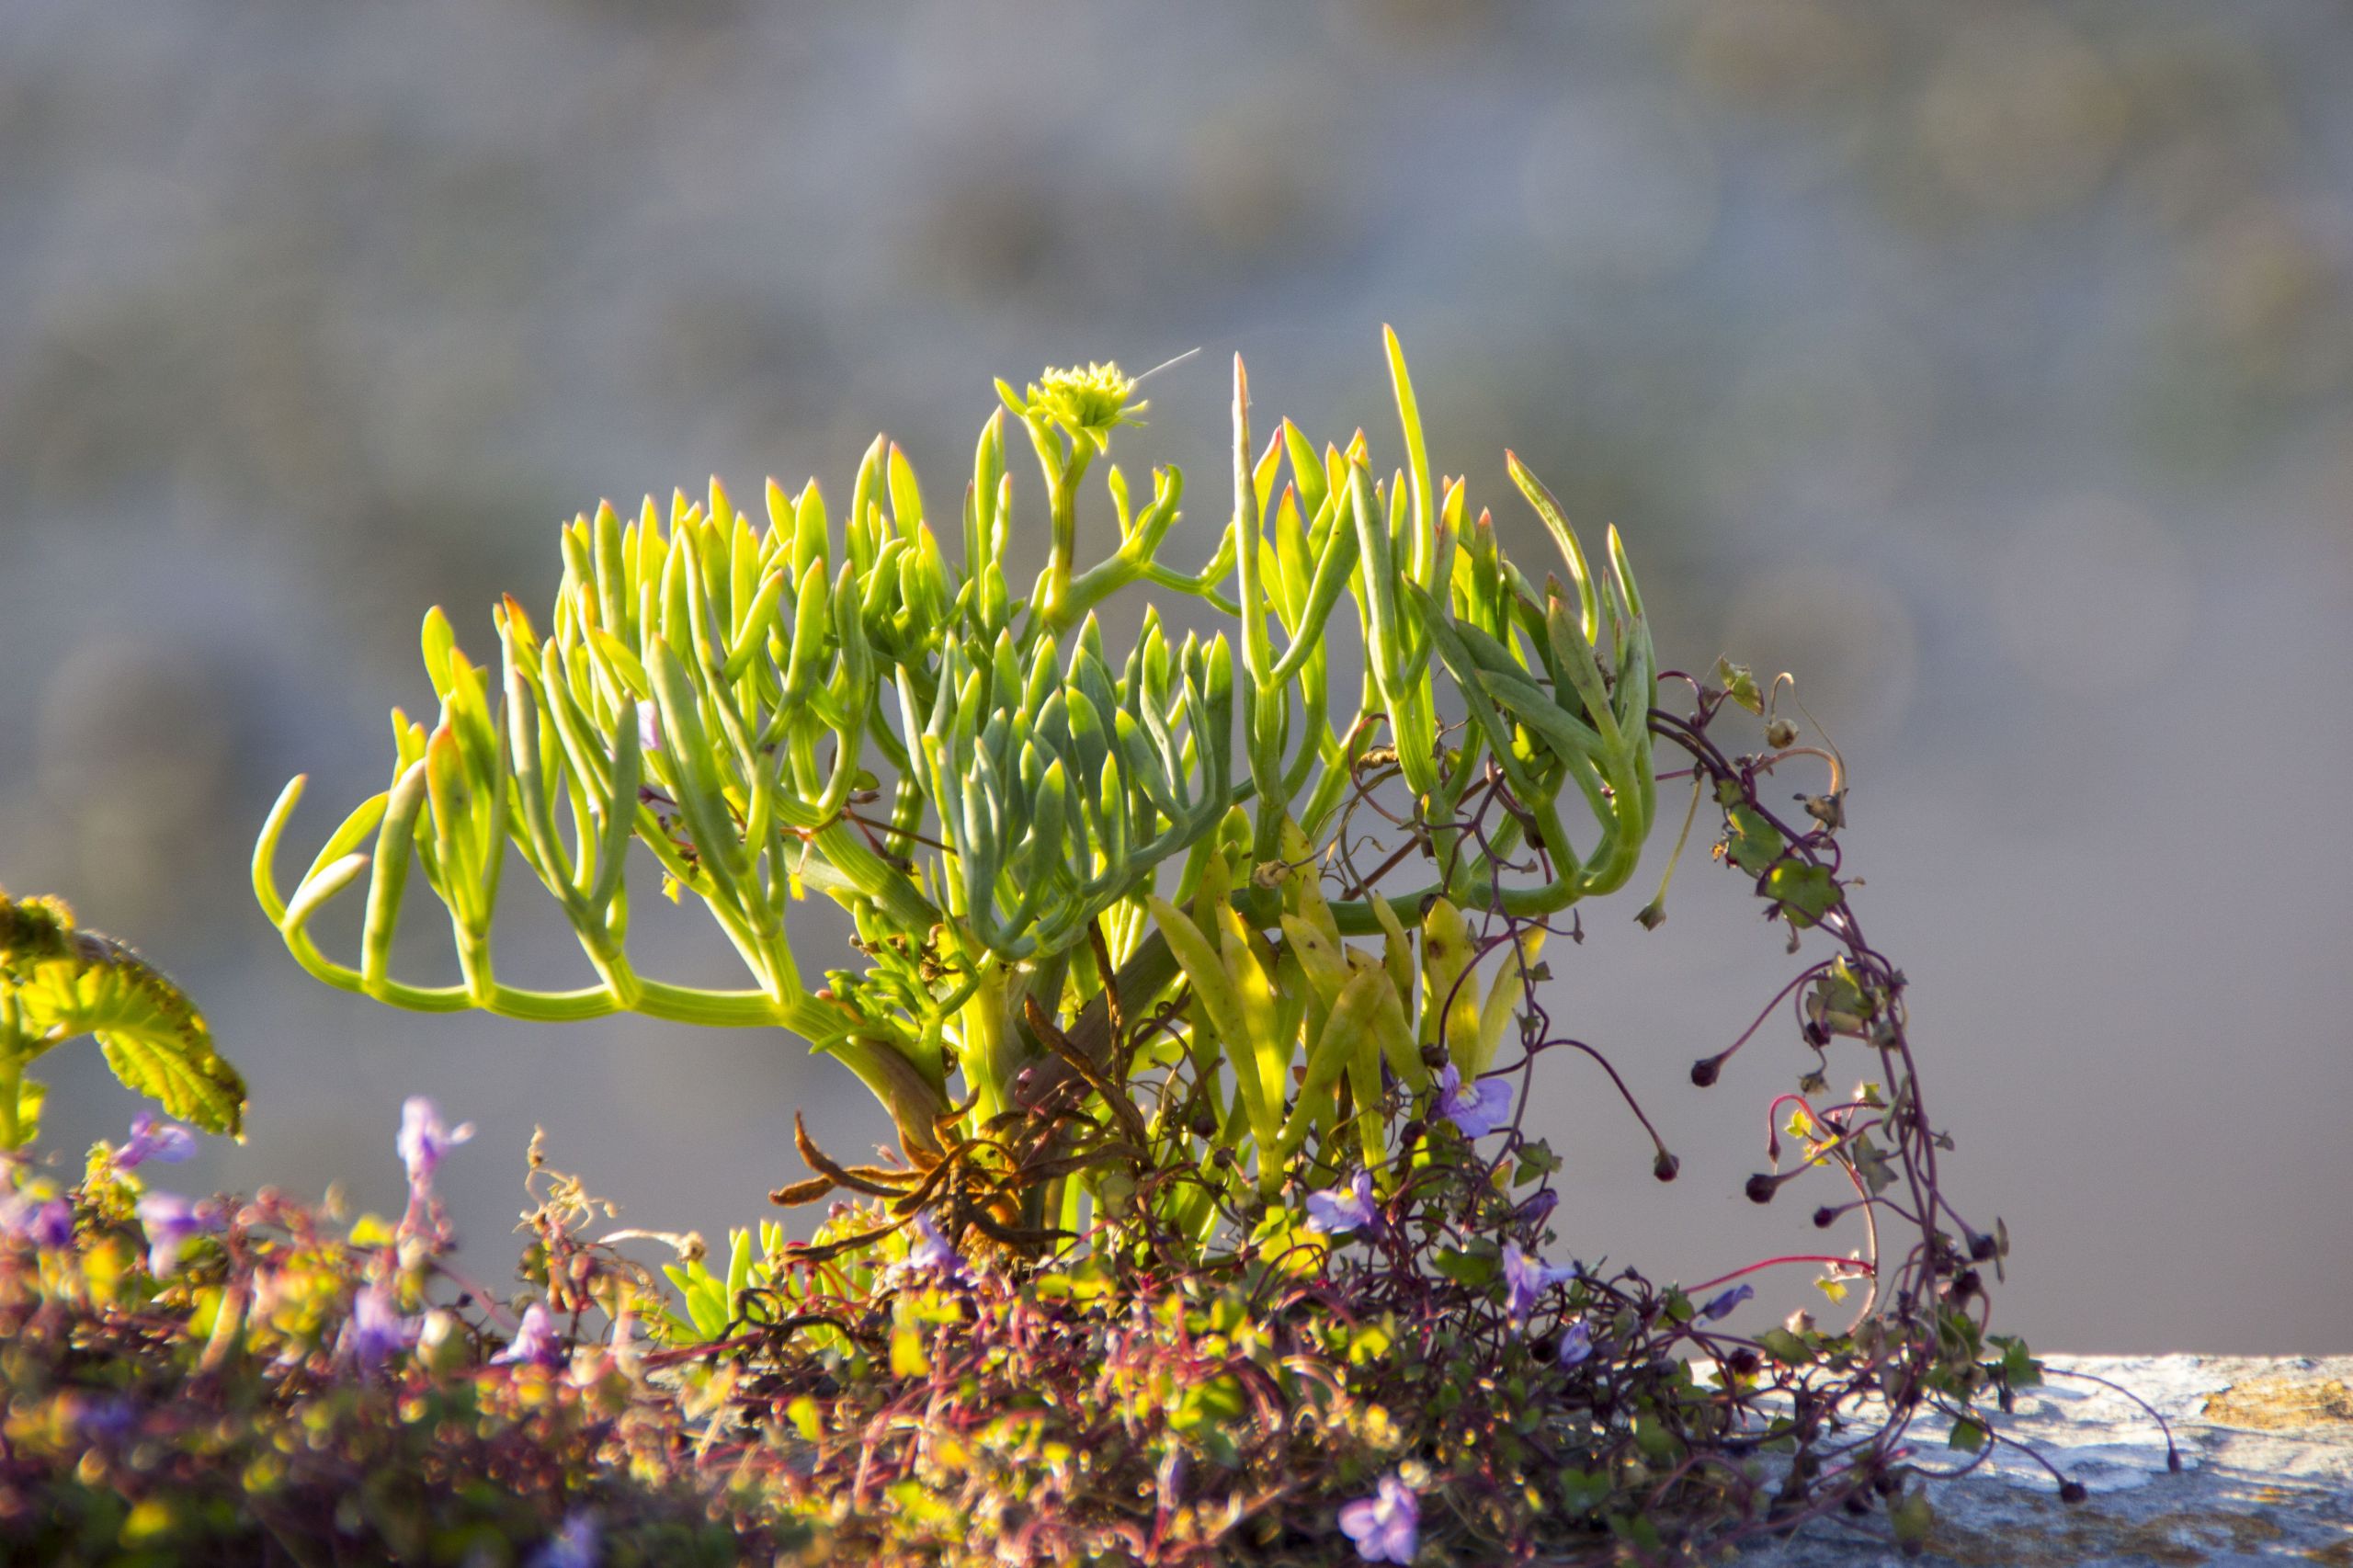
left=1501, top=1241, right=1579, bottom=1329
left=905, top=1211, right=973, bottom=1280
left=30, top=1198, right=73, bottom=1250
left=1556, top=1318, right=1594, bottom=1369
left=492, top=1302, right=564, bottom=1369
left=396, top=1096, right=473, bottom=1199
left=347, top=1280, right=416, bottom=1370
left=133, top=1192, right=223, bottom=1276
left=1698, top=1282, right=1756, bottom=1323
left=1304, top=1170, right=1381, bottom=1238
left=115, top=1112, right=198, bottom=1171
left=1513, top=1188, right=1559, bottom=1228
left=0, top=1191, right=74, bottom=1250
left=1338, top=1472, right=1420, bottom=1564
left=74, top=1394, right=139, bottom=1446
left=1435, top=1063, right=1514, bottom=1141
left=529, top=1509, right=600, bottom=1568
left=637, top=701, right=662, bottom=756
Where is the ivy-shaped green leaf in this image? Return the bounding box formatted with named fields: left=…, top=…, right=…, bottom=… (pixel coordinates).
left=1431, top=1244, right=1499, bottom=1288
left=1711, top=657, right=1763, bottom=715
left=1717, top=783, right=1786, bottom=876
left=1890, top=1488, right=1935, bottom=1548
left=1762, top=860, right=1842, bottom=927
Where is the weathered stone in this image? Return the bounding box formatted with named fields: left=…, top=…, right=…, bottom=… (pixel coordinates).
left=1736, top=1356, right=2353, bottom=1566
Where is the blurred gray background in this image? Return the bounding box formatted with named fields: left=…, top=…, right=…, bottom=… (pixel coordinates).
left=4, top=0, right=2348, bottom=1353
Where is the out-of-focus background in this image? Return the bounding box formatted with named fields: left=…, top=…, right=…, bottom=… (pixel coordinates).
left=4, top=1, right=2347, bottom=1353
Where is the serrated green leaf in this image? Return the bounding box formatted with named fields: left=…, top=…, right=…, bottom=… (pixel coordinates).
left=14, top=937, right=244, bottom=1136
left=15, top=1075, right=44, bottom=1144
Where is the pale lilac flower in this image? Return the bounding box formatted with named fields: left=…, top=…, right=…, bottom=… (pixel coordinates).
left=1556, top=1318, right=1594, bottom=1369
left=74, top=1395, right=138, bottom=1446
left=396, top=1096, right=473, bottom=1199
left=347, top=1280, right=416, bottom=1370
left=905, top=1211, right=973, bottom=1281
left=492, top=1302, right=564, bottom=1369
left=1435, top=1063, right=1514, bottom=1140
left=637, top=701, right=662, bottom=756
left=30, top=1198, right=73, bottom=1250
left=1304, top=1170, right=1381, bottom=1238
left=1, top=1190, right=74, bottom=1250
left=529, top=1509, right=600, bottom=1568
left=1501, top=1241, right=1578, bottom=1329
left=1699, top=1282, right=1755, bottom=1323
left=115, top=1112, right=197, bottom=1171
left=1338, top=1471, right=1420, bottom=1564
left=1513, top=1188, right=1559, bottom=1228
left=133, top=1192, right=222, bottom=1276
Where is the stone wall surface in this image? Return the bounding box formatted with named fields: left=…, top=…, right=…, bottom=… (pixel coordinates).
left=1739, top=1356, right=2353, bottom=1567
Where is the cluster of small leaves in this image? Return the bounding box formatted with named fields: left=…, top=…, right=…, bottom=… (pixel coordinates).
left=253, top=331, right=1657, bottom=1172
left=0, top=1151, right=809, bottom=1566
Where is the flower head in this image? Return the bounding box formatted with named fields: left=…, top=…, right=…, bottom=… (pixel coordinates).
left=904, top=1211, right=974, bottom=1282
left=115, top=1111, right=198, bottom=1171
left=1435, top=1064, right=1515, bottom=1141
left=1501, top=1241, right=1578, bottom=1329
left=1304, top=1170, right=1382, bottom=1239
left=396, top=1096, right=473, bottom=1199
left=492, top=1302, right=564, bottom=1370
left=133, top=1191, right=222, bottom=1277
left=74, top=1394, right=138, bottom=1446
left=528, top=1510, right=600, bottom=1568
left=31, top=1198, right=74, bottom=1250
left=1556, top=1317, right=1595, bottom=1369
left=1024, top=362, right=1144, bottom=452
left=1699, top=1282, right=1756, bottom=1323
left=1338, top=1471, right=1420, bottom=1564
left=347, top=1280, right=417, bottom=1371
left=1514, top=1188, right=1559, bottom=1228
left=1, top=1191, right=74, bottom=1250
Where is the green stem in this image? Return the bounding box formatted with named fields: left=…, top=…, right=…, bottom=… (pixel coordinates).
left=0, top=990, right=27, bottom=1152
left=819, top=1031, right=950, bottom=1157
left=958, top=958, right=1015, bottom=1126
left=1038, top=445, right=1093, bottom=629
